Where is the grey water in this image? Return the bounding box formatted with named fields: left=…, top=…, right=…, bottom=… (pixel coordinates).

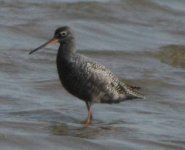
left=0, top=0, right=185, bottom=149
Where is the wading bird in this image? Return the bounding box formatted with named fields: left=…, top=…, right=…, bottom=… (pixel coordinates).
left=29, top=26, right=144, bottom=126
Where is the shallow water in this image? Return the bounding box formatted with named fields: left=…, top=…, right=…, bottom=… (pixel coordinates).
left=0, top=0, right=185, bottom=149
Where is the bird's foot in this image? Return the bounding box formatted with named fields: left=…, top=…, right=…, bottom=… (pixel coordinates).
left=82, top=102, right=93, bottom=127
left=81, top=117, right=92, bottom=127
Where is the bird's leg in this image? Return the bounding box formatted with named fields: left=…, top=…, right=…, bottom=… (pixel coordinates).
left=83, top=101, right=93, bottom=127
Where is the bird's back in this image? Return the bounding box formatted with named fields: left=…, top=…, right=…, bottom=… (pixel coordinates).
left=57, top=53, right=144, bottom=103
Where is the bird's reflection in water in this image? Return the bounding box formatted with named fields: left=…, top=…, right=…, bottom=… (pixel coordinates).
left=50, top=120, right=128, bottom=139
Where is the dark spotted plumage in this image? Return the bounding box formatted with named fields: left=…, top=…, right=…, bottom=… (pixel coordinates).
left=29, top=26, right=145, bottom=126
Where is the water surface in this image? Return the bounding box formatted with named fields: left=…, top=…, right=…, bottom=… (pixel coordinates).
left=0, top=0, right=185, bottom=149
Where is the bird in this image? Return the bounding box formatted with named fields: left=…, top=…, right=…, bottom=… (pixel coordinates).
left=29, top=26, right=145, bottom=126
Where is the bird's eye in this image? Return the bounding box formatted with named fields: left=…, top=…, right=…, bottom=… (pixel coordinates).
left=60, top=31, right=67, bottom=37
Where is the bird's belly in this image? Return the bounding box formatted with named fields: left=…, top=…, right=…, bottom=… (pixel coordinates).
left=58, top=67, right=125, bottom=103
left=59, top=72, right=93, bottom=101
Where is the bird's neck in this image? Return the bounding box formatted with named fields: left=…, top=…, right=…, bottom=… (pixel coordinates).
left=56, top=39, right=76, bottom=82
left=57, top=38, right=76, bottom=59
left=57, top=38, right=76, bottom=67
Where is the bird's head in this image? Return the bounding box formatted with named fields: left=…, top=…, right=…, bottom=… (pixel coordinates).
left=29, top=26, right=74, bottom=55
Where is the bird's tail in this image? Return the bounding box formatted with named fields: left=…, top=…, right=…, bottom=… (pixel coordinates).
left=121, top=83, right=145, bottom=99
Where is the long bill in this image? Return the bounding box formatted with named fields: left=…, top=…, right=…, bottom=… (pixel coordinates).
left=29, top=37, right=59, bottom=55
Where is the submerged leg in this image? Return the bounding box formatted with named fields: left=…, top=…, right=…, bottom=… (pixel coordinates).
left=83, top=101, right=93, bottom=127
